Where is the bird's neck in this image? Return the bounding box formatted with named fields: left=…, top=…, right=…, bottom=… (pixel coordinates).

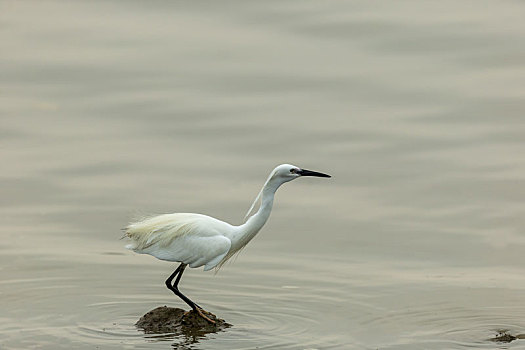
left=245, top=186, right=276, bottom=231
left=234, top=181, right=279, bottom=246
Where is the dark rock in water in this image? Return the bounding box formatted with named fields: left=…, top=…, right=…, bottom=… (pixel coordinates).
left=136, top=306, right=231, bottom=336
left=489, top=330, right=525, bottom=343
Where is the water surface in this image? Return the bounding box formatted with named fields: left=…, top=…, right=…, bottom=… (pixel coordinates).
left=2, top=1, right=525, bottom=349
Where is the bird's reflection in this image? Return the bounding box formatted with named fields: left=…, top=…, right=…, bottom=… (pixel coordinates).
left=144, top=325, right=225, bottom=350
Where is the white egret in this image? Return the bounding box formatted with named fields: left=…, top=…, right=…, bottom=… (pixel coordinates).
left=124, top=164, right=331, bottom=322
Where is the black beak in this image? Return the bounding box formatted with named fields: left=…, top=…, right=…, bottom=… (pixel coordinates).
left=298, top=169, right=331, bottom=178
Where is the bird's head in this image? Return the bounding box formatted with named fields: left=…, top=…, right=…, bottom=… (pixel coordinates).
left=271, top=164, right=331, bottom=184
left=244, top=164, right=331, bottom=221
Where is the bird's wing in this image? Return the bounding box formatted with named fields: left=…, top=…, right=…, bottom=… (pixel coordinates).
left=125, top=213, right=232, bottom=270
left=202, top=236, right=231, bottom=271
left=138, top=233, right=231, bottom=271
left=126, top=213, right=233, bottom=249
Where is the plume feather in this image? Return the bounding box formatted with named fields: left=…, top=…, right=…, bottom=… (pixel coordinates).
left=243, top=168, right=277, bottom=222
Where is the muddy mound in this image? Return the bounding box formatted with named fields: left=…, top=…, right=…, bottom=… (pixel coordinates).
left=136, top=306, right=231, bottom=336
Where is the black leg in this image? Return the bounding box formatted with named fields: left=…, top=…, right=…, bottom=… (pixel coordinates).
left=165, top=263, right=183, bottom=288
left=165, top=263, right=215, bottom=323
left=165, top=263, right=199, bottom=311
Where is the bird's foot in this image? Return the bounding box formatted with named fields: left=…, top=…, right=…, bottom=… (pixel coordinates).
left=183, top=306, right=216, bottom=324
left=194, top=307, right=216, bottom=324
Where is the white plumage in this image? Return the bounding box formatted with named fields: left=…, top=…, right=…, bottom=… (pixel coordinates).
left=126, top=213, right=233, bottom=271
left=124, top=164, right=330, bottom=322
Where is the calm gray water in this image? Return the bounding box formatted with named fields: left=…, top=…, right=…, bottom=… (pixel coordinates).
left=2, top=1, right=525, bottom=349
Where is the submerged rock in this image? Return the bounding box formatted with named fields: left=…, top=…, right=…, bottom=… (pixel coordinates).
left=136, top=306, right=231, bottom=336
left=489, top=330, right=525, bottom=343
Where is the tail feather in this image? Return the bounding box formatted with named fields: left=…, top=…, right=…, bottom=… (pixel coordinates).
left=125, top=243, right=137, bottom=250
left=124, top=213, right=202, bottom=252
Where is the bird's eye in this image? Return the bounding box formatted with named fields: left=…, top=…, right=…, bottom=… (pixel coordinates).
left=290, top=168, right=297, bottom=174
